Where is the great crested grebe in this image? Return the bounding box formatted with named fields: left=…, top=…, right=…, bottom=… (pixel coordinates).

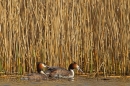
left=45, top=62, right=83, bottom=80
left=21, top=62, right=48, bottom=80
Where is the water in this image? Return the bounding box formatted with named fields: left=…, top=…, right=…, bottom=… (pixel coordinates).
left=0, top=76, right=129, bottom=86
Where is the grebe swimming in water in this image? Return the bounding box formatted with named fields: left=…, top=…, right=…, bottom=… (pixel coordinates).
left=21, top=62, right=48, bottom=80
left=45, top=62, right=83, bottom=80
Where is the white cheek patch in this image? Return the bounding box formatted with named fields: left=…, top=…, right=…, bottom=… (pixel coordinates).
left=42, top=64, right=47, bottom=67
left=76, top=65, right=80, bottom=70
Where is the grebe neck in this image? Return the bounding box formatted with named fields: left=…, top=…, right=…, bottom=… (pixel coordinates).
left=70, top=69, right=74, bottom=77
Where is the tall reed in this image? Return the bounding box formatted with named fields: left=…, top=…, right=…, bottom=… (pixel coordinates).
left=0, top=0, right=129, bottom=76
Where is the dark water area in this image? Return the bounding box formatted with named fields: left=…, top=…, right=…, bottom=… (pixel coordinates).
left=0, top=76, right=129, bottom=86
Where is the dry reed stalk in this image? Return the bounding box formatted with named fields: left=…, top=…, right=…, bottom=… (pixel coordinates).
left=0, top=0, right=129, bottom=76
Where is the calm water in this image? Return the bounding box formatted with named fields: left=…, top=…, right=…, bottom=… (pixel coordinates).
left=0, top=76, right=129, bottom=86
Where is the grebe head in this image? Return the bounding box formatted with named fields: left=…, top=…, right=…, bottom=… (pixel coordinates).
left=37, top=62, right=47, bottom=74
left=68, top=62, right=83, bottom=73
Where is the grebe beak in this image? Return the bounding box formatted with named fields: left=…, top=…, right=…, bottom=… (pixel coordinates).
left=77, top=66, right=84, bottom=73
left=78, top=68, right=84, bottom=73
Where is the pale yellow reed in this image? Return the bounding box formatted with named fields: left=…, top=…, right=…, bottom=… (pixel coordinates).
left=0, top=0, right=129, bottom=76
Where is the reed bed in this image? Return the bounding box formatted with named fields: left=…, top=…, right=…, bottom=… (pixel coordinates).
left=0, top=0, right=130, bottom=76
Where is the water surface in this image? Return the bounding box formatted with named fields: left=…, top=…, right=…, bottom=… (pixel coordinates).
left=0, top=76, right=129, bottom=86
